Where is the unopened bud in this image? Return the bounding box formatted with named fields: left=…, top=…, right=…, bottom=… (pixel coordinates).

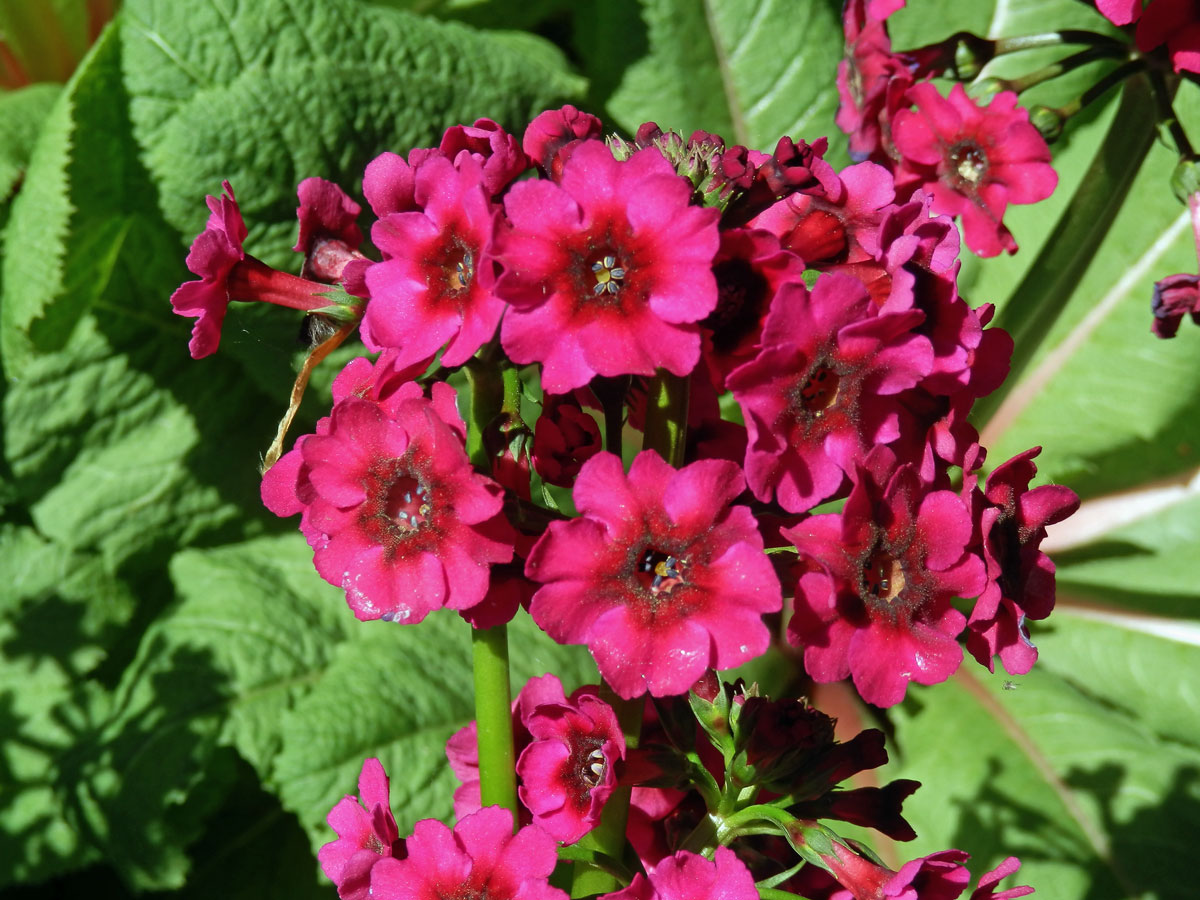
left=1170, top=156, right=1200, bottom=205
left=951, top=32, right=995, bottom=81
left=1028, top=105, right=1065, bottom=144
left=969, top=76, right=1011, bottom=104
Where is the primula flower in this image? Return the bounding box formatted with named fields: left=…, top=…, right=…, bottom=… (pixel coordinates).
left=525, top=451, right=782, bottom=698
left=319, top=758, right=402, bottom=900
left=295, top=176, right=366, bottom=283
left=495, top=141, right=720, bottom=394
left=728, top=273, right=933, bottom=513
left=1151, top=272, right=1200, bottom=337
left=517, top=690, right=625, bottom=843
left=261, top=380, right=514, bottom=623
left=810, top=842, right=1032, bottom=900
left=170, top=181, right=353, bottom=358
left=837, top=0, right=915, bottom=162
left=784, top=450, right=986, bottom=707
left=532, top=395, right=604, bottom=487
left=965, top=447, right=1078, bottom=675
left=368, top=807, right=565, bottom=900
left=891, top=84, right=1057, bottom=257
left=1097, top=0, right=1200, bottom=74
left=363, top=155, right=504, bottom=368
left=523, top=104, right=604, bottom=177
left=604, top=847, right=759, bottom=900
left=440, top=117, right=530, bottom=195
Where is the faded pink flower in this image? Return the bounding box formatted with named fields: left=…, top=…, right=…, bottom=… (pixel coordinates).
left=369, top=807, right=565, bottom=900
left=784, top=450, right=986, bottom=707
left=363, top=155, right=504, bottom=368
left=525, top=451, right=781, bottom=698
left=604, top=848, right=758, bottom=900
left=319, top=758, right=402, bottom=900
left=891, top=84, right=1057, bottom=257
left=496, top=141, right=720, bottom=394
left=517, top=691, right=625, bottom=843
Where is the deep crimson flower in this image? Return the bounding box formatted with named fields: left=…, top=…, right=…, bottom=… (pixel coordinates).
left=1151, top=272, right=1200, bottom=337
left=699, top=227, right=807, bottom=389
left=446, top=673, right=568, bottom=820
left=1097, top=0, right=1200, bottom=73
left=261, top=380, right=514, bottom=623
left=604, top=847, right=758, bottom=900
left=965, top=447, right=1078, bottom=675
left=522, top=104, right=604, bottom=178
left=517, top=690, right=625, bottom=843
left=723, top=135, right=840, bottom=226
left=525, top=451, right=782, bottom=698
left=319, top=758, right=403, bottom=900
left=363, top=155, right=504, bottom=368
left=440, top=117, right=530, bottom=195
left=368, top=807, right=565, bottom=900
left=496, top=141, right=720, bottom=394
left=170, top=181, right=352, bottom=358
left=784, top=450, right=986, bottom=707
left=532, top=395, right=603, bottom=487
left=891, top=84, right=1056, bottom=257
left=728, top=273, right=933, bottom=513
left=295, top=176, right=366, bottom=283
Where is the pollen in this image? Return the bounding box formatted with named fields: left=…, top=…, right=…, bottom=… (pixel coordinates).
left=591, top=255, right=626, bottom=295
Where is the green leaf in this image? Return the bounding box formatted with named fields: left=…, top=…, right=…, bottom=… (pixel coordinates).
left=120, top=0, right=584, bottom=258
left=599, top=0, right=845, bottom=154
left=883, top=612, right=1200, bottom=900
left=0, top=83, right=59, bottom=205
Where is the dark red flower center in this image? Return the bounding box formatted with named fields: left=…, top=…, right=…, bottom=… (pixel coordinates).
left=565, top=738, right=607, bottom=807
left=798, top=364, right=841, bottom=415
left=861, top=547, right=905, bottom=603
left=439, top=235, right=476, bottom=298
left=361, top=461, right=437, bottom=552
left=705, top=257, right=769, bottom=353
left=636, top=547, right=687, bottom=598
left=384, top=474, right=433, bottom=530
left=947, top=140, right=988, bottom=189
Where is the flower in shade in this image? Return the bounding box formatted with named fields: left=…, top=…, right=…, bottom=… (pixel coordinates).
left=170, top=181, right=356, bottom=358
left=525, top=450, right=781, bottom=698
left=1151, top=272, right=1200, bottom=337
left=363, top=155, right=504, bottom=368
left=368, top=807, right=566, bottom=900
left=604, top=847, right=759, bottom=900
left=319, top=758, right=403, bottom=900
left=891, top=84, right=1057, bottom=257
left=532, top=395, right=604, bottom=487
left=784, top=449, right=986, bottom=707
left=517, top=689, right=625, bottom=843
left=495, top=141, right=720, bottom=394
left=965, top=447, right=1078, bottom=675
left=261, top=379, right=514, bottom=623
left=1097, top=0, right=1200, bottom=74
left=728, top=272, right=933, bottom=513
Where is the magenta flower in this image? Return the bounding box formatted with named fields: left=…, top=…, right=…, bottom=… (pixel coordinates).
left=170, top=181, right=354, bottom=358
left=784, top=451, right=986, bottom=707
left=891, top=84, right=1057, bottom=257
left=813, top=843, right=1032, bottom=900
left=368, top=807, right=565, bottom=900
left=319, top=758, right=402, bottom=900
left=525, top=451, right=782, bottom=698
left=532, top=395, right=603, bottom=487
left=496, top=141, right=720, bottom=394
left=363, top=155, right=504, bottom=367
left=965, top=447, right=1078, bottom=675
left=1097, top=0, right=1200, bottom=74
left=261, top=380, right=514, bottom=623
left=522, top=104, right=603, bottom=177
left=605, top=847, right=758, bottom=900
left=517, top=691, right=625, bottom=843
left=295, top=176, right=365, bottom=283
left=728, top=273, right=933, bottom=513
left=1151, top=272, right=1200, bottom=337
left=440, top=117, right=530, bottom=195
left=837, top=0, right=914, bottom=162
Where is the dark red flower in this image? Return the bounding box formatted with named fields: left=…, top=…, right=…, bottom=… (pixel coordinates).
left=532, top=395, right=603, bottom=487
left=1151, top=272, right=1200, bottom=337
left=522, top=104, right=604, bottom=178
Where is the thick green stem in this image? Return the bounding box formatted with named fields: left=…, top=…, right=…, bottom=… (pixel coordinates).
left=642, top=371, right=690, bottom=465
left=974, top=74, right=1159, bottom=428
left=1005, top=44, right=1128, bottom=93
left=992, top=30, right=1126, bottom=54
left=471, top=625, right=518, bottom=820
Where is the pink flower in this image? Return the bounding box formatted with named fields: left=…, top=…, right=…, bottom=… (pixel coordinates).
left=1097, top=0, right=1200, bottom=74
left=261, top=373, right=515, bottom=623
left=784, top=450, right=986, bottom=707
left=965, top=447, right=1078, bottom=675
left=812, top=843, right=1032, bottom=900
left=170, top=181, right=352, bottom=358
left=295, top=176, right=366, bottom=283
left=728, top=273, right=933, bottom=513
left=363, top=155, right=504, bottom=368
left=891, top=84, right=1057, bottom=257
left=440, top=117, right=530, bottom=195
left=368, top=807, right=566, bottom=900
left=1151, top=272, right=1200, bottom=337
left=496, top=141, right=720, bottom=394
left=522, top=105, right=604, bottom=177
left=525, top=451, right=782, bottom=698
left=517, top=691, right=625, bottom=843
left=319, top=758, right=402, bottom=900
left=837, top=0, right=914, bottom=162
left=605, top=848, right=758, bottom=900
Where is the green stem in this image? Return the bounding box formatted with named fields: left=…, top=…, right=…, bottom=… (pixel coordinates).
left=463, top=359, right=504, bottom=470
left=642, top=371, right=690, bottom=465
left=471, top=625, right=518, bottom=819
left=974, top=74, right=1159, bottom=427
left=992, top=30, right=1126, bottom=54
left=1005, top=44, right=1128, bottom=93
left=756, top=889, right=808, bottom=900
left=1055, top=57, right=1146, bottom=119
left=1147, top=69, right=1194, bottom=159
